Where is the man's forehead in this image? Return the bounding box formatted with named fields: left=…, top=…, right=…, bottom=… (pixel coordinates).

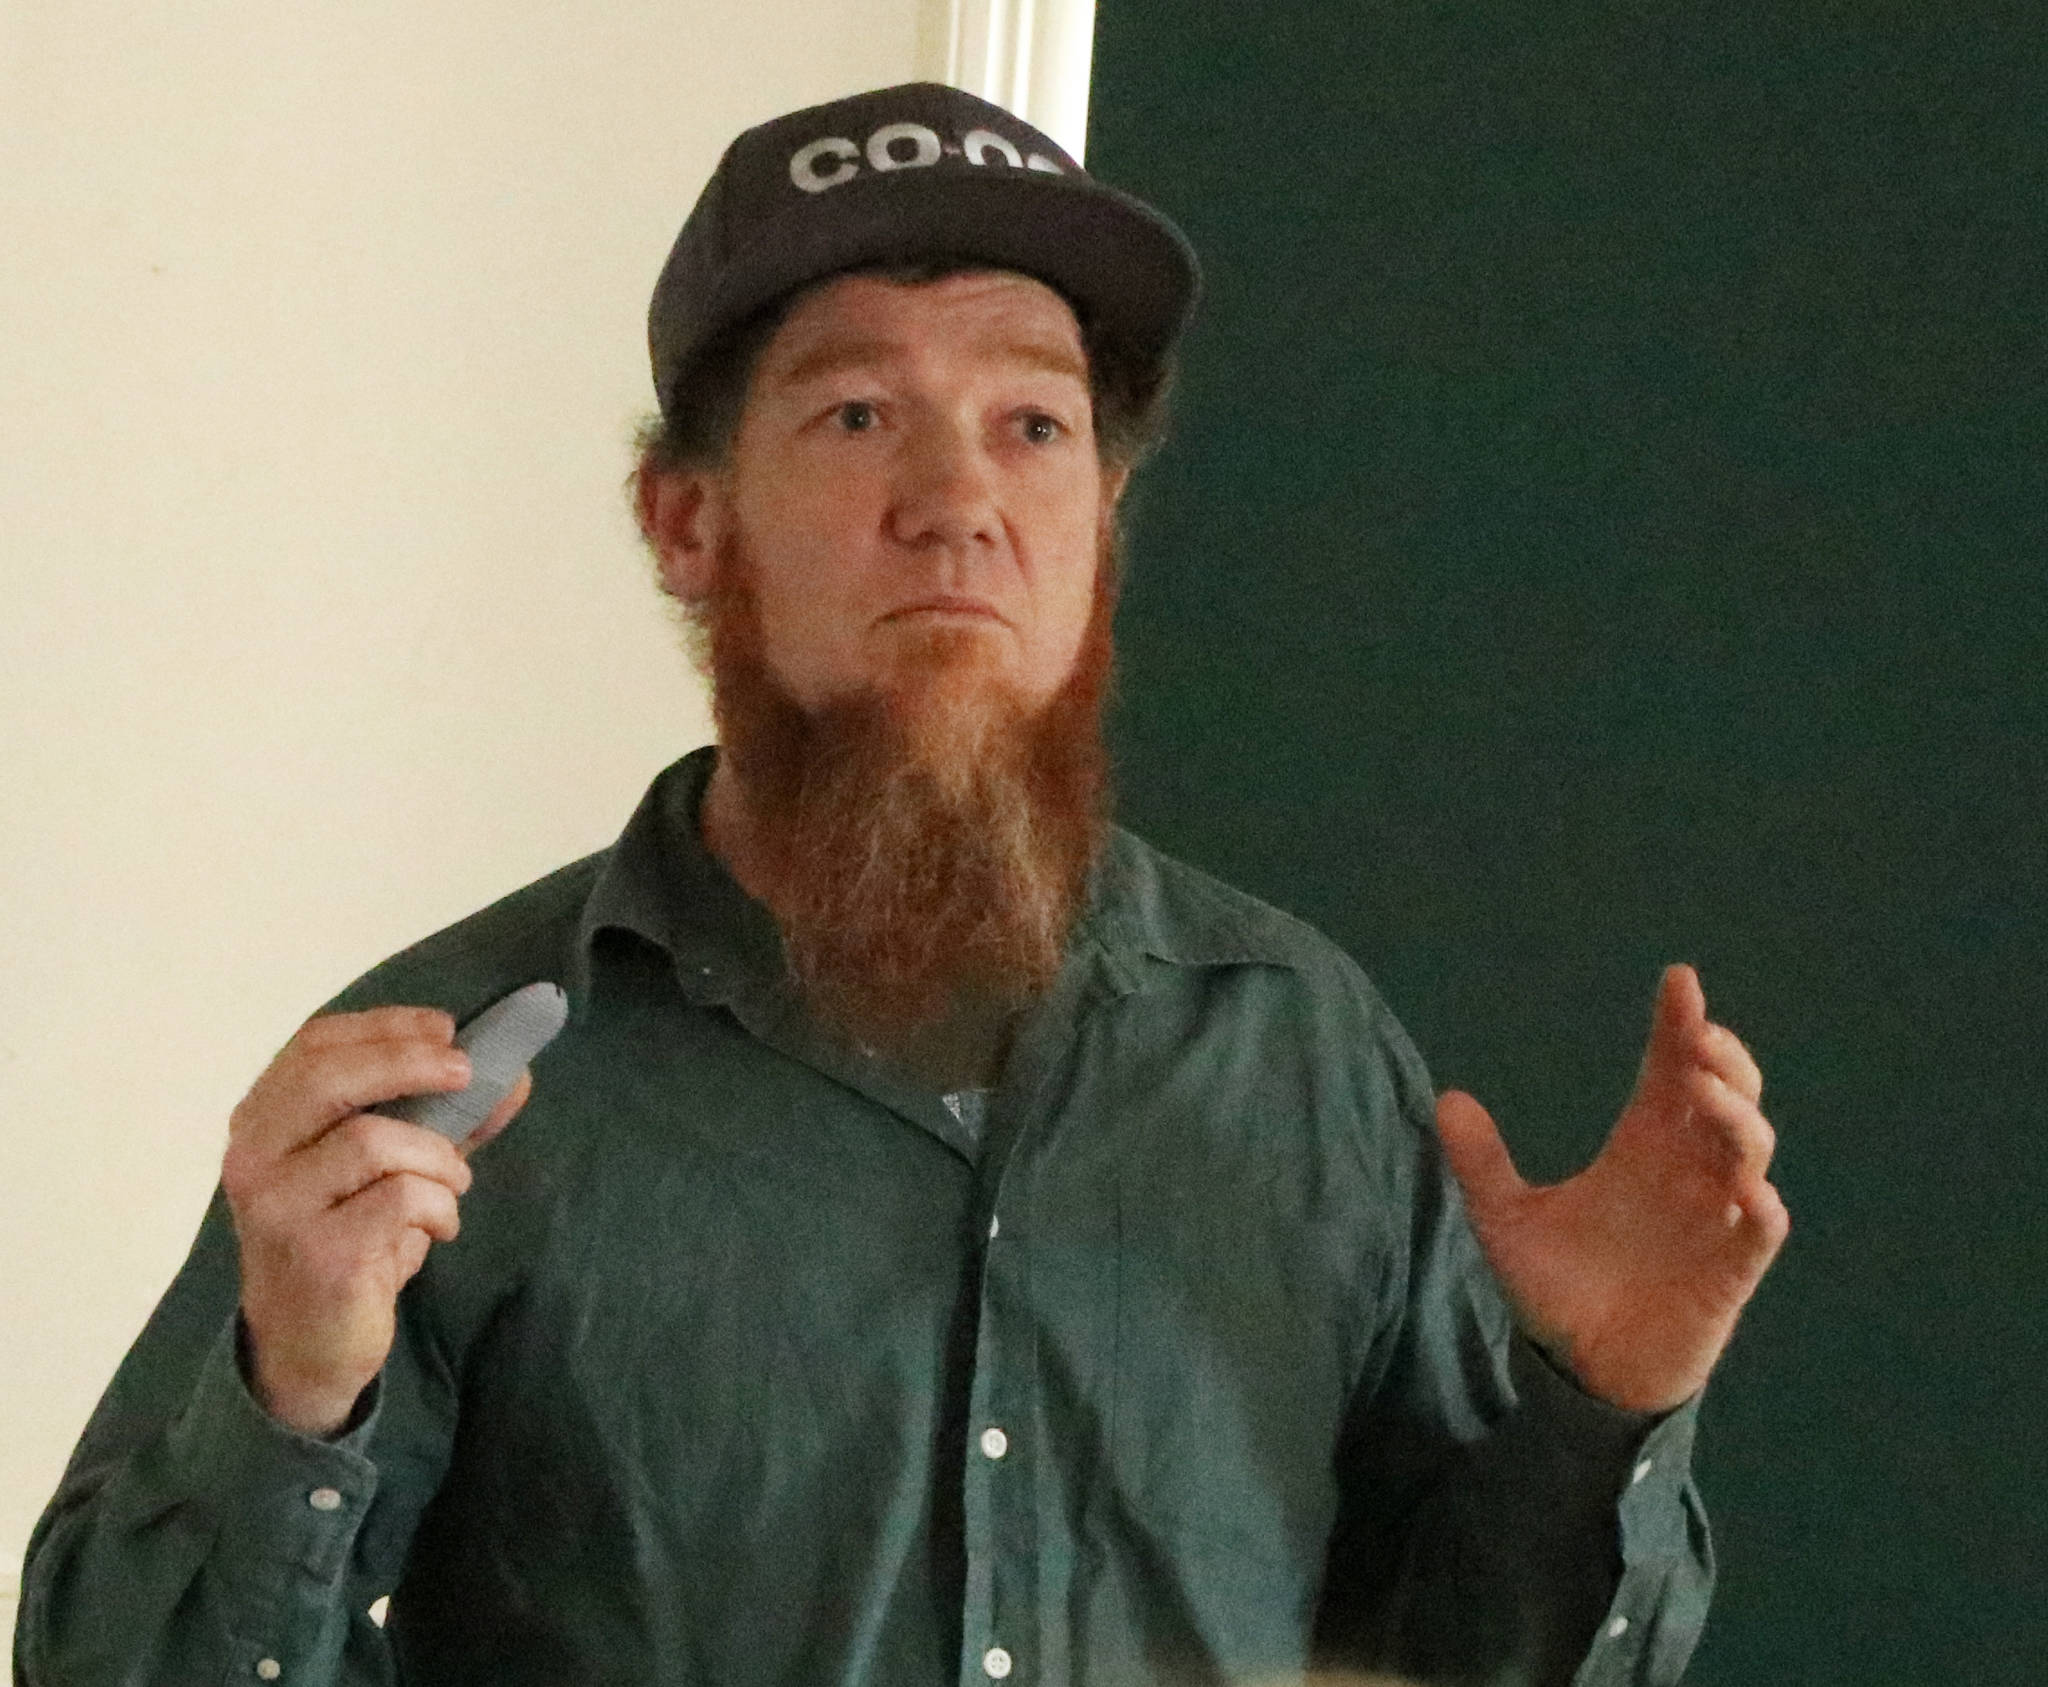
left=759, top=269, right=1089, bottom=384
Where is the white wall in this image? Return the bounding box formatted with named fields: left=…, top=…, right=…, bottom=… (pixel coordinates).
left=0, top=0, right=990, bottom=1639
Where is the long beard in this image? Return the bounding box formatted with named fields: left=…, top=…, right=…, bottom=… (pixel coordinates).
left=696, top=532, right=1116, bottom=1065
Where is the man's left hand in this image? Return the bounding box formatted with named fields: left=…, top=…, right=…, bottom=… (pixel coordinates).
left=1434, top=964, right=1789, bottom=1413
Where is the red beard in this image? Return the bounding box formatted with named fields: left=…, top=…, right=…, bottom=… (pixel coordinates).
left=695, top=532, right=1116, bottom=1070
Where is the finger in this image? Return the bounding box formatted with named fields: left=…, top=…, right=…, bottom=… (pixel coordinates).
left=229, top=1115, right=470, bottom=1235
left=1716, top=1177, right=1791, bottom=1276
left=341, top=1169, right=463, bottom=1247
left=297, top=1114, right=474, bottom=1208
left=238, top=1038, right=473, bottom=1155
left=1682, top=1068, right=1777, bottom=1176
left=1699, top=1022, right=1764, bottom=1104
left=1435, top=1091, right=1528, bottom=1220
left=390, top=1226, right=434, bottom=1288
left=459, top=1068, right=532, bottom=1159
left=294, top=1006, right=458, bottom=1054
left=1635, top=963, right=1709, bottom=1102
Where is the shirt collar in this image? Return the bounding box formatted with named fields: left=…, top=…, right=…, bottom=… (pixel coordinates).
left=574, top=747, right=782, bottom=1007
left=572, top=745, right=1293, bottom=1009
left=1086, top=827, right=1302, bottom=978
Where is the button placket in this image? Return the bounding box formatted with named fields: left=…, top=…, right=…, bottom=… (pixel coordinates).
left=959, top=1157, right=1040, bottom=1687
left=958, top=1208, right=1007, bottom=1685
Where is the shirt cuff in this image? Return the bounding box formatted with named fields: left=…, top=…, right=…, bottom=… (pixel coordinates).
left=1506, top=1339, right=1710, bottom=1686
left=165, top=1316, right=384, bottom=1598
left=1507, top=1333, right=1687, bottom=1482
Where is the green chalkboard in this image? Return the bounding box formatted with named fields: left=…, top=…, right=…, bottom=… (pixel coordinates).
left=1088, top=3, right=2047, bottom=1680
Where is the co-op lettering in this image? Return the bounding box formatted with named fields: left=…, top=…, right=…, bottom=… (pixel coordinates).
left=790, top=123, right=1067, bottom=194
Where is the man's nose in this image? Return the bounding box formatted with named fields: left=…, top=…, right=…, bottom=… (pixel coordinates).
left=887, top=420, right=1001, bottom=555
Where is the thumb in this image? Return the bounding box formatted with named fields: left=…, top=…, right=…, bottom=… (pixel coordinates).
left=1635, top=962, right=1708, bottom=1102
left=459, top=1068, right=532, bottom=1159
left=1435, top=1090, right=1527, bottom=1218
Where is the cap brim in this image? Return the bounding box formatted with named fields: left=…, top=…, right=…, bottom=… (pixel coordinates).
left=666, top=169, right=1199, bottom=413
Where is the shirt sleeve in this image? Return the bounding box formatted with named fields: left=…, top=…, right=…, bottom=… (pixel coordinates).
left=1312, top=1012, right=1715, bottom=1687
left=14, top=1189, right=432, bottom=1687
left=1364, top=1333, right=1712, bottom=1687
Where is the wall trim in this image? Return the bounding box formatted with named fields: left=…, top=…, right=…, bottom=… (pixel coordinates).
left=919, top=0, right=1097, bottom=162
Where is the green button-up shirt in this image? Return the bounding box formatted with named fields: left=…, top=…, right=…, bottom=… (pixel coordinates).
left=18, top=750, right=1710, bottom=1687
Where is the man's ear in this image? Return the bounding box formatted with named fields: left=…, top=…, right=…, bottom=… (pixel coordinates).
left=1100, top=464, right=1132, bottom=531
left=638, top=466, right=729, bottom=604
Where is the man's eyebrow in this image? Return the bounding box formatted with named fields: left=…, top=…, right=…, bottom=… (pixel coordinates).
left=770, top=340, right=899, bottom=389
left=768, top=338, right=1090, bottom=390
left=994, top=340, right=1089, bottom=385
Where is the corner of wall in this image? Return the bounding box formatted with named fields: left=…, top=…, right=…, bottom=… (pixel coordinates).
left=913, top=0, right=1097, bottom=161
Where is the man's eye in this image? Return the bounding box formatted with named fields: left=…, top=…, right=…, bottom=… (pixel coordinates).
left=834, top=400, right=880, bottom=433
left=1019, top=411, right=1064, bottom=445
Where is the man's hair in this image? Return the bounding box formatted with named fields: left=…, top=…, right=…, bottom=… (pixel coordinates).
left=633, top=259, right=1176, bottom=484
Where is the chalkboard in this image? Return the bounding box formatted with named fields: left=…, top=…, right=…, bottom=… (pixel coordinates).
left=1089, top=3, right=2047, bottom=1680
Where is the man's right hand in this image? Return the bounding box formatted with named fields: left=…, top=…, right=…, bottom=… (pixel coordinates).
left=221, top=1006, right=530, bottom=1437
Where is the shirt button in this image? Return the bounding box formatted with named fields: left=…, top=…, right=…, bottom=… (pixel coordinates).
left=988, top=1214, right=1000, bottom=1240
left=1632, top=1458, right=1654, bottom=1485
left=1606, top=1616, right=1631, bottom=1640
left=255, top=1662, right=282, bottom=1681
left=980, top=1426, right=1009, bottom=1460
left=982, top=1646, right=1013, bottom=1679
left=308, top=1487, right=343, bottom=1512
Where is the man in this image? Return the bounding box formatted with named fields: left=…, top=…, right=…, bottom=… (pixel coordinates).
left=17, top=84, right=1785, bottom=1686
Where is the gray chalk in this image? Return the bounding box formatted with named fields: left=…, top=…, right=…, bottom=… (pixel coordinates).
left=385, top=982, right=567, bottom=1143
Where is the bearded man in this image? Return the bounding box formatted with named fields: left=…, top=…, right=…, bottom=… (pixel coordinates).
left=19, top=85, right=1785, bottom=1687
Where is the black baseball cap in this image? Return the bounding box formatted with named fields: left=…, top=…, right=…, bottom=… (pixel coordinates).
left=647, top=83, right=1200, bottom=423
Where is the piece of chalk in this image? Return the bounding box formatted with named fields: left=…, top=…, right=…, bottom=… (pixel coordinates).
left=384, top=982, right=568, bottom=1143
